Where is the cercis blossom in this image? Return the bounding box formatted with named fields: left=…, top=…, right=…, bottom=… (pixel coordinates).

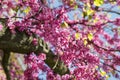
left=0, top=24, right=3, bottom=31
left=0, top=0, right=120, bottom=80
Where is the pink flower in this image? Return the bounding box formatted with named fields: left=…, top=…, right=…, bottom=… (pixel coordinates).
left=115, top=18, right=120, bottom=26
left=38, top=53, right=46, bottom=60
left=32, top=38, right=38, bottom=45
left=0, top=24, right=3, bottom=31
left=33, top=73, right=39, bottom=78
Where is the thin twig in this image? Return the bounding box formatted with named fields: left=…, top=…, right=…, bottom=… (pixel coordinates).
left=52, top=55, right=59, bottom=70
left=100, top=61, right=120, bottom=73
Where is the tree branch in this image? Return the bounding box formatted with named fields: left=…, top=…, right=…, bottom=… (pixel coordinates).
left=102, top=9, right=120, bottom=15
left=2, top=51, right=10, bottom=80
left=0, top=27, right=69, bottom=78
left=90, top=41, right=120, bottom=52
left=100, top=61, right=120, bottom=73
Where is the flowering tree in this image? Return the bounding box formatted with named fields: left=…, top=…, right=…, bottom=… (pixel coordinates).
left=0, top=0, right=120, bottom=80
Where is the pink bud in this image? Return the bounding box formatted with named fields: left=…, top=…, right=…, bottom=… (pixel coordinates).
left=32, top=38, right=38, bottom=45
left=38, top=53, right=46, bottom=60
left=0, top=24, right=3, bottom=31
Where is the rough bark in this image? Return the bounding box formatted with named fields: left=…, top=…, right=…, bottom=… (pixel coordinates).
left=0, top=22, right=69, bottom=79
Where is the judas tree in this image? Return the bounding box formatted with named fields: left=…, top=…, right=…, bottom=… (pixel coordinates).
left=0, top=0, right=120, bottom=80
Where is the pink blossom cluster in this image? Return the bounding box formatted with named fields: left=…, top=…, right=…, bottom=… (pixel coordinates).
left=24, top=52, right=47, bottom=80
left=0, top=0, right=120, bottom=80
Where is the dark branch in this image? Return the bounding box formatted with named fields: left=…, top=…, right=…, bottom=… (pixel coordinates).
left=90, top=41, right=120, bottom=52
left=0, top=27, right=69, bottom=80
left=102, top=9, right=120, bottom=15
left=2, top=51, right=10, bottom=80
left=100, top=61, right=120, bottom=73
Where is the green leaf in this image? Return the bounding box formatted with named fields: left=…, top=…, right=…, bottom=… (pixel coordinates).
left=61, top=22, right=69, bottom=28
left=86, top=9, right=94, bottom=16
left=94, top=0, right=104, bottom=6
left=74, top=5, right=78, bottom=9
left=82, top=7, right=94, bottom=18
left=88, top=33, right=93, bottom=41
left=83, top=39, right=88, bottom=46
left=23, top=7, right=31, bottom=14
left=70, top=0, right=74, bottom=6
left=75, top=32, right=80, bottom=40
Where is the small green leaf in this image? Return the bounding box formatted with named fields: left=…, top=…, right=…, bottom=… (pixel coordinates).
left=94, top=0, right=104, bottom=6
left=83, top=39, right=88, bottom=46
left=61, top=22, right=69, bottom=28
left=74, top=5, right=78, bottom=9
left=70, top=0, right=74, bottom=6
left=23, top=7, right=31, bottom=14
left=86, top=9, right=94, bottom=16
left=100, top=69, right=107, bottom=77
left=88, top=33, right=93, bottom=41
left=75, top=32, right=80, bottom=40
